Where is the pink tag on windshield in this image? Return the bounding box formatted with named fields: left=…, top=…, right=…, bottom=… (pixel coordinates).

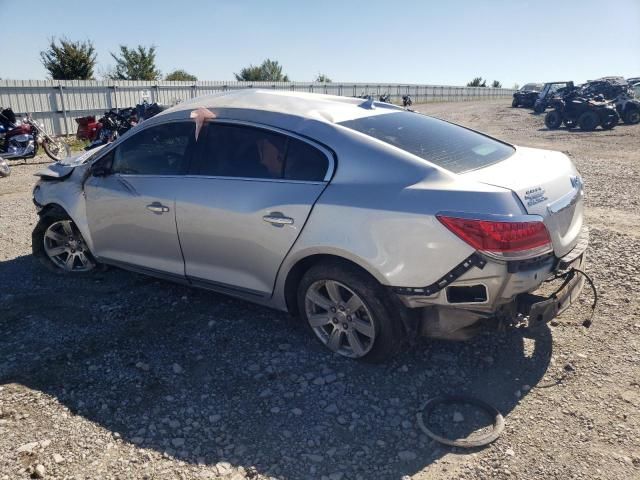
left=190, top=107, right=216, bottom=140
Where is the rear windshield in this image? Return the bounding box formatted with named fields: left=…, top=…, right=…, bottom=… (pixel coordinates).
left=522, top=83, right=541, bottom=91
left=338, top=111, right=514, bottom=173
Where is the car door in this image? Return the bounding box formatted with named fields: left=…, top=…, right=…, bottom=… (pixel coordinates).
left=84, top=121, right=195, bottom=277
left=173, top=121, right=333, bottom=297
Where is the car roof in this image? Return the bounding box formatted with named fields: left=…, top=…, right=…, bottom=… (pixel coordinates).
left=156, top=89, right=405, bottom=125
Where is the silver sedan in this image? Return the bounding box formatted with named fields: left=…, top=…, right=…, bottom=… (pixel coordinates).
left=32, top=90, right=588, bottom=361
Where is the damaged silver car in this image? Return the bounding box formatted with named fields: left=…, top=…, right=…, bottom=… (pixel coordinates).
left=32, top=90, right=588, bottom=361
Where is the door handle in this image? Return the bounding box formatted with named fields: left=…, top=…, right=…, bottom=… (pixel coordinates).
left=263, top=213, right=294, bottom=226
left=146, top=202, right=170, bottom=214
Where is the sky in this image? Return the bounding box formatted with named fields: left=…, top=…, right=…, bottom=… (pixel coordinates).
left=1, top=0, right=639, bottom=86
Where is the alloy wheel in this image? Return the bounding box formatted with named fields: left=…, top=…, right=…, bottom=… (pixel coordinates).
left=304, top=280, right=376, bottom=358
left=43, top=220, right=94, bottom=272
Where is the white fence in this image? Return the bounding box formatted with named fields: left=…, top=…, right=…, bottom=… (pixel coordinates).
left=0, top=80, right=516, bottom=137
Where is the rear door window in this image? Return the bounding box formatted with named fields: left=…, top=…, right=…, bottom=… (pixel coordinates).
left=338, top=111, right=514, bottom=173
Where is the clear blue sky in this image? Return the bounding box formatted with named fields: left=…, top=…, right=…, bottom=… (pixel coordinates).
left=1, top=0, right=638, bottom=85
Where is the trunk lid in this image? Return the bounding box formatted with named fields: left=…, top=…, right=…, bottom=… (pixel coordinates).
left=463, top=146, right=584, bottom=257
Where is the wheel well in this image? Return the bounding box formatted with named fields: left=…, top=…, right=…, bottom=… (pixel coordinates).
left=283, top=254, right=382, bottom=315
left=38, top=202, right=69, bottom=218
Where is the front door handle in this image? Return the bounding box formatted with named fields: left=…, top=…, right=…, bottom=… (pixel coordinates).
left=263, top=213, right=294, bottom=226
left=146, top=202, right=170, bottom=214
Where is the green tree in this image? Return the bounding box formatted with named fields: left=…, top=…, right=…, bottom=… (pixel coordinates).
left=491, top=80, right=502, bottom=88
left=467, top=77, right=487, bottom=87
left=110, top=45, right=161, bottom=80
left=165, top=69, right=197, bottom=81
left=234, top=59, right=290, bottom=82
left=315, top=73, right=332, bottom=83
left=40, top=38, right=97, bottom=80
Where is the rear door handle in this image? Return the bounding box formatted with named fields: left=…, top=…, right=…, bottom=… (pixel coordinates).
left=263, top=213, right=294, bottom=226
left=146, top=202, right=170, bottom=214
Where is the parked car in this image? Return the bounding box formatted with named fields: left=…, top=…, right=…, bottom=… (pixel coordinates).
left=31, top=90, right=588, bottom=361
left=534, top=81, right=574, bottom=113
left=511, top=83, right=543, bottom=108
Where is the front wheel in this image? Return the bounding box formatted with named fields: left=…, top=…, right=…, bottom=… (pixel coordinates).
left=297, top=262, right=405, bottom=362
left=32, top=209, right=96, bottom=273
left=600, top=111, right=618, bottom=130
left=544, top=110, right=562, bottom=129
left=534, top=102, right=545, bottom=114
left=43, top=138, right=71, bottom=161
left=511, top=97, right=519, bottom=108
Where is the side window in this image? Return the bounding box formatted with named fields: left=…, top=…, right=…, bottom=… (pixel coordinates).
left=111, top=122, right=194, bottom=175
left=197, top=124, right=287, bottom=179
left=284, top=138, right=329, bottom=181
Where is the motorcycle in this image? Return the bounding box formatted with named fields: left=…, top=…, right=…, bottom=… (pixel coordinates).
left=379, top=93, right=391, bottom=103
left=0, top=108, right=71, bottom=161
left=544, top=91, right=619, bottom=131
left=402, top=95, right=413, bottom=108
left=84, top=107, right=136, bottom=150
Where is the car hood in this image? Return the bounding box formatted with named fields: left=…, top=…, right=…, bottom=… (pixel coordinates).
left=463, top=146, right=584, bottom=257
left=35, top=145, right=106, bottom=180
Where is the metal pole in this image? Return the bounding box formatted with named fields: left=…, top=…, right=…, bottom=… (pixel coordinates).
left=58, top=84, right=69, bottom=137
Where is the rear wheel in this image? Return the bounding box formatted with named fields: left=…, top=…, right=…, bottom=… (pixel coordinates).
left=33, top=209, right=96, bottom=273
left=297, top=262, right=405, bottom=362
left=623, top=107, right=640, bottom=124
left=578, top=111, right=599, bottom=131
left=544, top=110, right=562, bottom=129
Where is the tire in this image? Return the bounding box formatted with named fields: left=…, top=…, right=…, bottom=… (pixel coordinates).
left=32, top=208, right=97, bottom=274
left=544, top=110, right=562, bottom=129
left=578, top=111, right=599, bottom=131
left=297, top=261, right=405, bottom=362
left=43, top=138, right=71, bottom=161
left=511, top=97, right=519, bottom=108
left=600, top=111, right=618, bottom=130
left=534, top=102, right=545, bottom=114
left=623, top=107, right=640, bottom=124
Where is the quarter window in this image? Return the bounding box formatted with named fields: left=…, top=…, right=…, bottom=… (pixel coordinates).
left=111, top=122, right=194, bottom=175
left=284, top=138, right=329, bottom=181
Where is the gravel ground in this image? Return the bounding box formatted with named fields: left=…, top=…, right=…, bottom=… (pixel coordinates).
left=1, top=100, right=639, bottom=480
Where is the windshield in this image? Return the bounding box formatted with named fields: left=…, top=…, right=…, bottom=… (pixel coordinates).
left=522, top=83, right=541, bottom=91
left=339, top=111, right=515, bottom=174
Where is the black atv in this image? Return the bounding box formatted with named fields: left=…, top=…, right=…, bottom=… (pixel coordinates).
left=544, top=91, right=619, bottom=131
left=512, top=83, right=543, bottom=108
left=581, top=78, right=640, bottom=124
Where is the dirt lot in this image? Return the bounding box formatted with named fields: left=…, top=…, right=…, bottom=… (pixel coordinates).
left=1, top=100, right=639, bottom=480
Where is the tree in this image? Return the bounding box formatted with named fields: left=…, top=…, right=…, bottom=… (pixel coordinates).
left=491, top=80, right=502, bottom=88
left=513, top=83, right=520, bottom=90
left=40, top=38, right=97, bottom=80
left=165, top=69, right=197, bottom=81
left=110, top=45, right=161, bottom=80
left=467, top=77, right=487, bottom=87
left=315, top=73, right=332, bottom=83
left=234, top=59, right=290, bottom=82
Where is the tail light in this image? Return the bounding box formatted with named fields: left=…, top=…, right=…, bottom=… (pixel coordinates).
left=436, top=214, right=552, bottom=259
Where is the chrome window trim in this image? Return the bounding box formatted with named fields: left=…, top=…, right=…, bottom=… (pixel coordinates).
left=117, top=173, right=324, bottom=186
left=89, top=117, right=335, bottom=183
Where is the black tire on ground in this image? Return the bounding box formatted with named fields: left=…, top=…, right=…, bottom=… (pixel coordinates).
left=32, top=207, right=98, bottom=274
left=600, top=111, right=618, bottom=130
left=578, top=111, right=599, bottom=131
left=297, top=261, right=406, bottom=363
left=623, top=107, right=640, bottom=124
left=534, top=102, right=545, bottom=114
left=512, top=97, right=519, bottom=108
left=545, top=110, right=563, bottom=129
